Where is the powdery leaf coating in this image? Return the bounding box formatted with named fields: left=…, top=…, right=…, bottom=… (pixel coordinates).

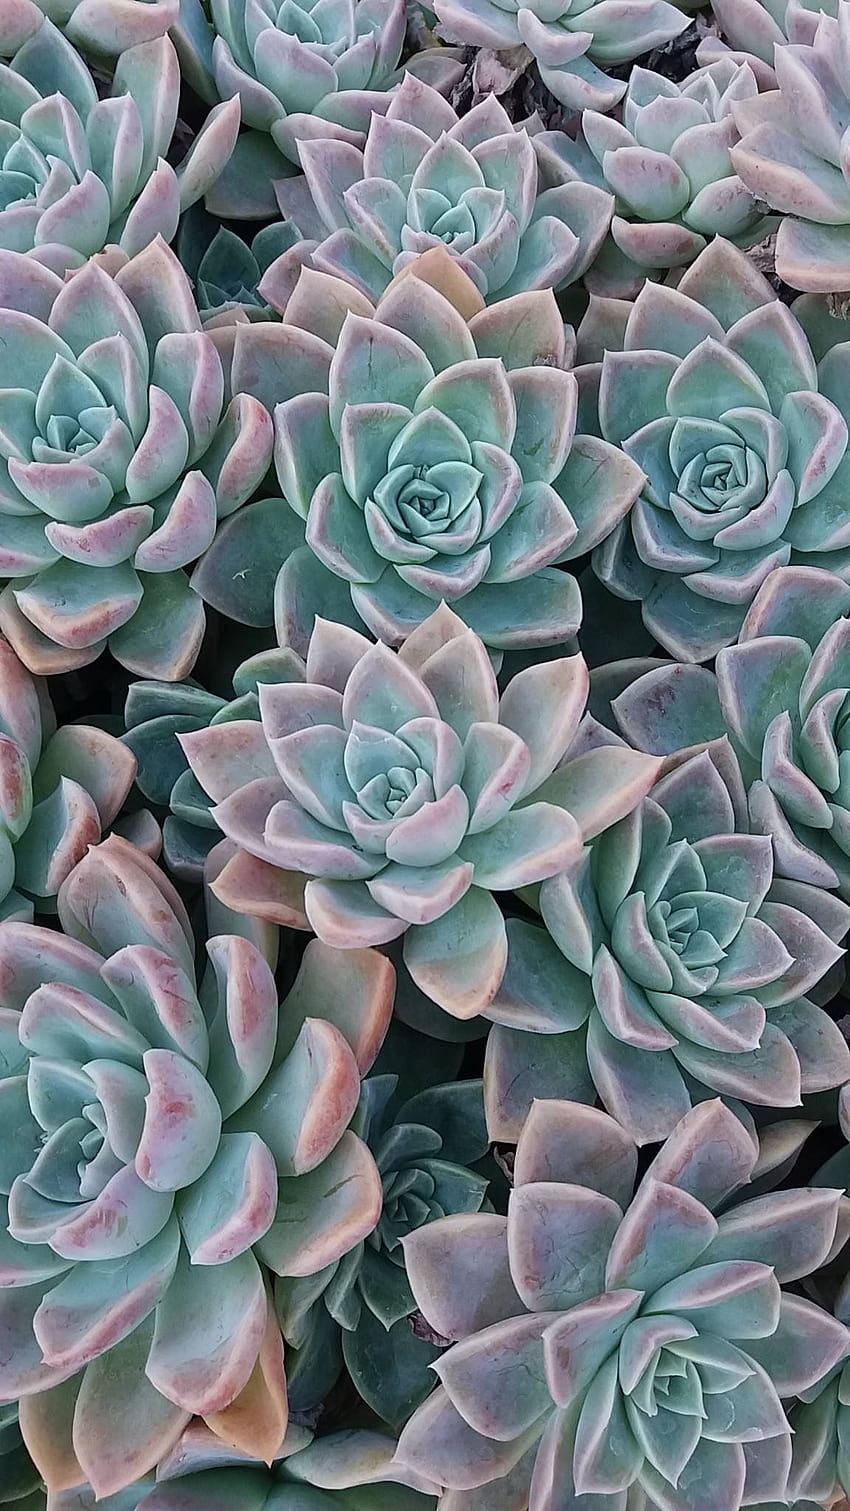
left=395, top=1099, right=850, bottom=1511
left=180, top=603, right=662, bottom=1017
left=0, top=239, right=273, bottom=679
left=584, top=237, right=850, bottom=662
left=0, top=837, right=391, bottom=1497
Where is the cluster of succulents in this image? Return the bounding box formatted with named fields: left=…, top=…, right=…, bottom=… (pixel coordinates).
left=7, top=0, right=850, bottom=1508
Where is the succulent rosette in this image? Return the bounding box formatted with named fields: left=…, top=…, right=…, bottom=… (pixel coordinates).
left=584, top=237, right=850, bottom=661
left=176, top=210, right=298, bottom=327
left=192, top=252, right=645, bottom=654
left=276, top=1074, right=490, bottom=1424
left=0, top=240, right=273, bottom=679
left=730, top=2, right=850, bottom=291
left=0, top=835, right=394, bottom=1499
left=268, top=76, right=613, bottom=305
left=704, top=0, right=839, bottom=86
left=394, top=1097, right=850, bottom=1511
left=536, top=60, right=771, bottom=298
left=484, top=734, right=850, bottom=1144
left=179, top=604, right=662, bottom=1017
left=0, top=0, right=177, bottom=57
left=430, top=0, right=688, bottom=112
left=0, top=24, right=239, bottom=273
left=611, top=566, right=850, bottom=901
left=0, top=635, right=137, bottom=921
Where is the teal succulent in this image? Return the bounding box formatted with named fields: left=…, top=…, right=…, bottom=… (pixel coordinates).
left=0, top=0, right=178, bottom=57
left=0, top=239, right=273, bottom=679
left=584, top=237, right=850, bottom=661
left=0, top=23, right=238, bottom=272
left=267, top=75, right=614, bottom=307
left=395, top=1097, right=850, bottom=1511
left=535, top=59, right=772, bottom=299
left=176, top=209, right=299, bottom=326
left=483, top=737, right=850, bottom=1145
left=192, top=253, right=645, bottom=655
left=0, top=834, right=394, bottom=1499
left=612, top=566, right=850, bottom=902
left=276, top=1074, right=490, bottom=1425
left=0, top=635, right=137, bottom=920
left=180, top=602, right=662, bottom=1017
left=430, top=0, right=688, bottom=112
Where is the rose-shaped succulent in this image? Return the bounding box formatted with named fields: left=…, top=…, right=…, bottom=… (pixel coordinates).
left=704, top=0, right=839, bottom=85
left=0, top=25, right=239, bottom=272
left=394, top=1097, right=850, bottom=1511
left=268, top=76, right=613, bottom=306
left=483, top=737, right=850, bottom=1145
left=0, top=0, right=178, bottom=57
left=277, top=1073, right=490, bottom=1424
left=583, top=237, right=850, bottom=661
left=192, top=251, right=645, bottom=654
left=611, top=567, right=850, bottom=901
left=0, top=240, right=273, bottom=679
left=170, top=0, right=463, bottom=216
left=431, top=0, right=688, bottom=111
left=0, top=635, right=137, bottom=920
left=176, top=209, right=298, bottom=327
left=0, top=835, right=394, bottom=1499
left=537, top=60, right=771, bottom=298
left=731, top=3, right=850, bottom=290
left=179, top=604, right=662, bottom=1017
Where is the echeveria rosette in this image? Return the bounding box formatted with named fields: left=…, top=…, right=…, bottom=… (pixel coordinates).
left=0, top=24, right=239, bottom=273
left=176, top=208, right=299, bottom=327
left=484, top=735, right=850, bottom=1145
left=0, top=0, right=178, bottom=57
left=269, top=76, right=614, bottom=306
left=171, top=0, right=464, bottom=206
left=430, top=0, right=688, bottom=112
left=179, top=604, right=663, bottom=1018
left=276, top=1074, right=490, bottom=1424
left=536, top=60, right=771, bottom=299
left=193, top=252, right=645, bottom=655
left=730, top=3, right=850, bottom=291
left=703, top=0, right=840, bottom=86
left=0, top=239, right=273, bottom=680
left=0, top=834, right=394, bottom=1500
left=611, top=567, right=850, bottom=902
left=585, top=236, right=850, bottom=662
left=0, top=636, right=137, bottom=922
left=394, top=1098, right=850, bottom=1511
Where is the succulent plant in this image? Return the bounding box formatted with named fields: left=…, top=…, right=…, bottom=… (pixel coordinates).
left=0, top=636, right=137, bottom=920
left=535, top=59, right=772, bottom=299
left=170, top=0, right=464, bottom=219
left=0, top=1402, right=44, bottom=1508
left=583, top=236, right=850, bottom=661
left=0, top=239, right=273, bottom=679
left=430, top=0, right=689, bottom=111
left=268, top=75, right=614, bottom=305
left=276, top=1073, right=490, bottom=1424
left=484, top=734, right=850, bottom=1144
left=176, top=209, right=298, bottom=327
left=0, top=834, right=394, bottom=1499
left=0, top=0, right=177, bottom=58
left=191, top=251, right=645, bottom=655
left=394, top=1097, right=850, bottom=1511
left=730, top=2, right=850, bottom=291
left=179, top=603, right=662, bottom=1016
left=0, top=24, right=239, bottom=273
left=705, top=0, right=839, bottom=84
left=611, top=566, right=850, bottom=902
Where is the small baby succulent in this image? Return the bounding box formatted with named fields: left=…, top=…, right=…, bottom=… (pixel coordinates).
left=192, top=250, right=645, bottom=656
left=536, top=59, right=772, bottom=298
left=0, top=835, right=394, bottom=1498
left=0, top=239, right=273, bottom=679
left=582, top=237, right=850, bottom=661
left=430, top=0, right=689, bottom=112
left=269, top=75, right=614, bottom=305
left=180, top=603, right=662, bottom=1017
left=0, top=23, right=239, bottom=272
left=731, top=1, right=850, bottom=291
left=394, top=1097, right=850, bottom=1511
